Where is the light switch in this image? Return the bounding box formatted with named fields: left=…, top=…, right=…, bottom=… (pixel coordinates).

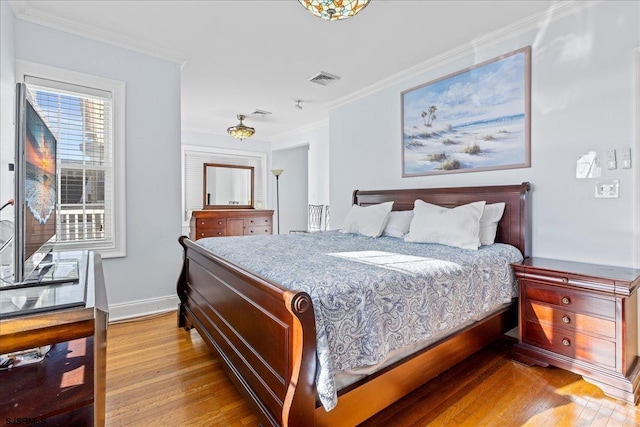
left=595, top=180, right=619, bottom=198
left=621, top=148, right=631, bottom=169
left=606, top=149, right=617, bottom=170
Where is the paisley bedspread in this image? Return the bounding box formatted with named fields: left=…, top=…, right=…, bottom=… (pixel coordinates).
left=196, top=231, right=523, bottom=410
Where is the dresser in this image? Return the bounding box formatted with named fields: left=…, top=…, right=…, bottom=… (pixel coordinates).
left=512, top=257, right=640, bottom=403
left=190, top=209, right=274, bottom=239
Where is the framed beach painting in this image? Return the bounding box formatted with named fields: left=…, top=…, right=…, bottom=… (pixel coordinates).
left=401, top=46, right=531, bottom=177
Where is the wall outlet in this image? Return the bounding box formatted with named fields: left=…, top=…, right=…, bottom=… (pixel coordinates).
left=595, top=180, right=619, bottom=198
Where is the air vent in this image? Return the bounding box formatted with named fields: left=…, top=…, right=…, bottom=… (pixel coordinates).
left=251, top=109, right=272, bottom=116
left=308, top=71, right=341, bottom=86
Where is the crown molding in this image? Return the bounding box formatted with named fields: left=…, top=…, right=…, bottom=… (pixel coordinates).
left=8, top=0, right=189, bottom=65
left=328, top=0, right=598, bottom=110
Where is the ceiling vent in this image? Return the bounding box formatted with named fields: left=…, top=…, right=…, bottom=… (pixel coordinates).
left=251, top=109, right=272, bottom=116
left=308, top=71, right=341, bottom=86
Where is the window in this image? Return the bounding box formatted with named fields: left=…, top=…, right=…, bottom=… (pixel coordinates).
left=17, top=61, right=126, bottom=257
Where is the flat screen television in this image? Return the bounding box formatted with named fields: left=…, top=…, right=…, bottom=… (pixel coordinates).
left=14, top=82, right=57, bottom=283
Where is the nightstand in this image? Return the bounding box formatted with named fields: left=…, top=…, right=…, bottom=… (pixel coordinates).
left=512, top=257, right=640, bottom=404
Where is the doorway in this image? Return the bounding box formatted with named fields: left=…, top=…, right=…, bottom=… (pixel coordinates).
left=272, top=145, right=308, bottom=234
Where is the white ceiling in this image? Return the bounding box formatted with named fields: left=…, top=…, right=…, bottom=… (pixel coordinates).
left=10, top=0, right=558, bottom=141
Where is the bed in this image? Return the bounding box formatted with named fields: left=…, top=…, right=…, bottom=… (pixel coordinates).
left=177, top=182, right=531, bottom=426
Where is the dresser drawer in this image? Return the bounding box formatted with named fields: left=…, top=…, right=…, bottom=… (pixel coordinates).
left=246, top=217, right=272, bottom=227
left=197, top=219, right=226, bottom=228
left=523, top=280, right=615, bottom=320
left=246, top=225, right=272, bottom=235
left=195, top=228, right=226, bottom=239
left=524, top=320, right=616, bottom=369
left=525, top=301, right=616, bottom=339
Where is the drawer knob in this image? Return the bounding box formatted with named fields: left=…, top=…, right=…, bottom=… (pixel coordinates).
left=218, top=221, right=223, bottom=225
left=562, top=338, right=571, bottom=347
left=561, top=277, right=569, bottom=284
left=201, top=221, right=205, bottom=225
left=561, top=297, right=570, bottom=305
left=562, top=316, right=571, bottom=324
left=201, top=233, right=205, bottom=236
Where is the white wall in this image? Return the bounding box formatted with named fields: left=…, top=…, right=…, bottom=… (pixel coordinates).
left=0, top=2, right=15, bottom=221
left=330, top=1, right=640, bottom=268
left=13, top=20, right=182, bottom=317
left=271, top=122, right=330, bottom=212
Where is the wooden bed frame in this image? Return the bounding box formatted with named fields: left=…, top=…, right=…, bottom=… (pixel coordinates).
left=177, top=182, right=531, bottom=427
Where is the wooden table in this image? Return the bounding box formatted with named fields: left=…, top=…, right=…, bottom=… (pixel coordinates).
left=0, top=251, right=108, bottom=426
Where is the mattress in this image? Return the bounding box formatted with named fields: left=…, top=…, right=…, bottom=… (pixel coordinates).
left=197, top=231, right=523, bottom=410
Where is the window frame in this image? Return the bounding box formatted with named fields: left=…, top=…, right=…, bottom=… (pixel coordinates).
left=16, top=60, right=126, bottom=258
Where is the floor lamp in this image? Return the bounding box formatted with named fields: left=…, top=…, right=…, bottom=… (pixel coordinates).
left=270, top=169, right=284, bottom=234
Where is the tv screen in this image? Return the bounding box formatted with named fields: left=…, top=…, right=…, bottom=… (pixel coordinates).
left=14, top=83, right=57, bottom=283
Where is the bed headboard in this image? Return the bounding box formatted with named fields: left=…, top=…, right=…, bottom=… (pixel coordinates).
left=353, top=182, right=531, bottom=258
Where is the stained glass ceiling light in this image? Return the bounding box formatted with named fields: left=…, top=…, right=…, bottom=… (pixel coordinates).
left=227, top=114, right=255, bottom=141
left=298, top=0, right=370, bottom=21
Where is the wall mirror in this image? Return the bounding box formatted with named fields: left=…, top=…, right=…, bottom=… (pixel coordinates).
left=203, top=163, right=254, bottom=209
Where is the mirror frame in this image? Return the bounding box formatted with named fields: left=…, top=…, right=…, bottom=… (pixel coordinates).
left=203, top=163, right=255, bottom=209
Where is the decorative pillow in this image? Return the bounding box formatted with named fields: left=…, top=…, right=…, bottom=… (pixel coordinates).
left=405, top=200, right=486, bottom=250
left=340, top=202, right=394, bottom=237
left=479, top=202, right=506, bottom=246
left=383, top=210, right=413, bottom=238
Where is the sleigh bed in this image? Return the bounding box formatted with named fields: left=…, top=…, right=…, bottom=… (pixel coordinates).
left=177, top=182, right=531, bottom=427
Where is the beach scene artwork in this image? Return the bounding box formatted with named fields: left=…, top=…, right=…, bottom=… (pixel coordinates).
left=402, top=47, right=530, bottom=176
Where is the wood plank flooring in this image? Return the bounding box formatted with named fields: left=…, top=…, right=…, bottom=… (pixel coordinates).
left=105, top=312, right=640, bottom=426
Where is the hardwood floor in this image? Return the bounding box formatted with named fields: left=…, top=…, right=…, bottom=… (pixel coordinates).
left=105, top=312, right=640, bottom=426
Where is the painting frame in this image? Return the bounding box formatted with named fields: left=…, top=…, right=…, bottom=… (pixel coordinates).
left=401, top=46, right=531, bottom=177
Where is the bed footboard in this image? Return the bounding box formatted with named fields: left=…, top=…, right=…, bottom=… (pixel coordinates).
left=177, top=236, right=317, bottom=427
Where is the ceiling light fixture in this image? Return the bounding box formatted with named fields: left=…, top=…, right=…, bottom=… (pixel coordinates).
left=227, top=114, right=255, bottom=141
left=298, top=0, right=370, bottom=21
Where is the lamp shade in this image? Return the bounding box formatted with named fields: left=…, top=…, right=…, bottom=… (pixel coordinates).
left=270, top=169, right=284, bottom=177
left=298, top=0, right=370, bottom=21
left=227, top=114, right=255, bottom=140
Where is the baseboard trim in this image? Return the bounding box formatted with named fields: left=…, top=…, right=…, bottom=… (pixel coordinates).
left=109, top=295, right=179, bottom=322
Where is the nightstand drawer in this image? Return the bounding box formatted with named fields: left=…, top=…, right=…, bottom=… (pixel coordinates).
left=523, top=281, right=615, bottom=320
left=525, top=301, right=616, bottom=339
left=524, top=320, right=616, bottom=369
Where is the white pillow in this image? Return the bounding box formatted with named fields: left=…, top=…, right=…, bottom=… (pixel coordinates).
left=383, top=211, right=413, bottom=238
left=405, top=200, right=486, bottom=250
left=480, top=202, right=506, bottom=246
left=340, top=202, right=394, bottom=237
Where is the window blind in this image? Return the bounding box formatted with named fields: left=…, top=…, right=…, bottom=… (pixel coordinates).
left=25, top=77, right=114, bottom=247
